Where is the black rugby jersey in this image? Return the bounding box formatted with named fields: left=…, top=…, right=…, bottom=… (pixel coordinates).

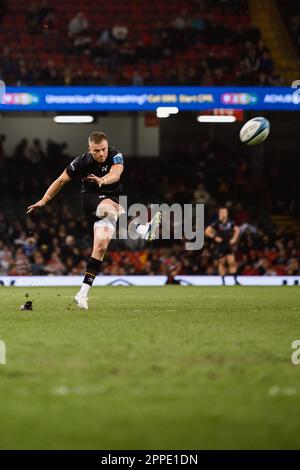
left=66, top=146, right=124, bottom=196
left=210, top=218, right=235, bottom=243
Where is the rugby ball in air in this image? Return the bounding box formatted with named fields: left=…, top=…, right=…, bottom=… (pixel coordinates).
left=239, top=117, right=270, bottom=146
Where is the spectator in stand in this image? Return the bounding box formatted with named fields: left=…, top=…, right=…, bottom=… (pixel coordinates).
left=171, top=13, right=189, bottom=30
left=191, top=14, right=206, bottom=31
left=0, top=244, right=14, bottom=275
left=287, top=257, right=300, bottom=275
left=73, top=32, right=92, bottom=54
left=97, top=27, right=113, bottom=47
left=45, top=251, right=65, bottom=275
left=193, top=183, right=213, bottom=206
left=28, top=139, right=45, bottom=164
left=259, top=50, right=274, bottom=75
left=132, top=71, right=144, bottom=86
left=244, top=47, right=261, bottom=80
left=31, top=252, right=46, bottom=275
left=38, top=0, right=53, bottom=24
left=68, top=12, right=89, bottom=39
left=27, top=3, right=39, bottom=33
left=13, top=138, right=30, bottom=163
left=10, top=247, right=31, bottom=275
left=111, top=23, right=128, bottom=44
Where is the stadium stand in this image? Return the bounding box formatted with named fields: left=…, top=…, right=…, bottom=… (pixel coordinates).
left=250, top=0, right=300, bottom=84
left=0, top=0, right=281, bottom=86
left=277, top=0, right=300, bottom=55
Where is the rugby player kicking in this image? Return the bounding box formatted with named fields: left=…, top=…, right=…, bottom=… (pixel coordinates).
left=27, top=131, right=161, bottom=309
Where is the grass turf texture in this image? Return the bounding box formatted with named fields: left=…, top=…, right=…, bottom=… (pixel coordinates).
left=0, top=286, right=299, bottom=450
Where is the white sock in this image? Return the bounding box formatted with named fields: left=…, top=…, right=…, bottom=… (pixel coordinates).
left=136, top=223, right=149, bottom=238
left=79, top=283, right=90, bottom=296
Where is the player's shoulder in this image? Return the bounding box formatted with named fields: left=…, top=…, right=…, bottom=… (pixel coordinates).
left=108, top=145, right=124, bottom=165
left=108, top=145, right=122, bottom=158
left=66, top=152, right=91, bottom=176
left=79, top=151, right=92, bottom=161
left=73, top=152, right=92, bottom=165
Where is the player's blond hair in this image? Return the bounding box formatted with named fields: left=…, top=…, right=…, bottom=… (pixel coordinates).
left=88, top=131, right=107, bottom=144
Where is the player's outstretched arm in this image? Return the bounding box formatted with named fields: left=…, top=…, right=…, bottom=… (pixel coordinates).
left=26, top=170, right=71, bottom=214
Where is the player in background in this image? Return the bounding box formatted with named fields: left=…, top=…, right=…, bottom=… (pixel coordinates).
left=27, top=131, right=161, bottom=309
left=205, top=207, right=240, bottom=285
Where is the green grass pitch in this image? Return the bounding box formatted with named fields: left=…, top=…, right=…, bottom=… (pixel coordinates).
left=0, top=286, right=300, bottom=450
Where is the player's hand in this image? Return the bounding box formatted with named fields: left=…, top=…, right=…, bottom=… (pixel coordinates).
left=85, top=174, right=106, bottom=186
left=26, top=200, right=46, bottom=214
left=229, top=238, right=236, bottom=245
left=214, top=236, right=223, bottom=243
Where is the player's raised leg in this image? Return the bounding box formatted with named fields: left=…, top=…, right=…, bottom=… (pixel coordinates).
left=128, top=211, right=162, bottom=242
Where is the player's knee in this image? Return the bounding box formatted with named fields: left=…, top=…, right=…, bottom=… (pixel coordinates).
left=96, top=202, right=124, bottom=221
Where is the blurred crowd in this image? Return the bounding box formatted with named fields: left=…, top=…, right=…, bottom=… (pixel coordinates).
left=0, top=0, right=281, bottom=86
left=0, top=207, right=299, bottom=277
left=0, top=135, right=299, bottom=277
left=277, top=0, right=300, bottom=55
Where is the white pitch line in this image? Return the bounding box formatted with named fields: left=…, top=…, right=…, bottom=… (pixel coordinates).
left=52, top=385, right=107, bottom=396
left=268, top=386, right=297, bottom=396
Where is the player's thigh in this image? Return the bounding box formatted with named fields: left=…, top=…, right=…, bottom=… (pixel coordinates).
left=226, top=254, right=236, bottom=266
left=97, top=198, right=124, bottom=219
